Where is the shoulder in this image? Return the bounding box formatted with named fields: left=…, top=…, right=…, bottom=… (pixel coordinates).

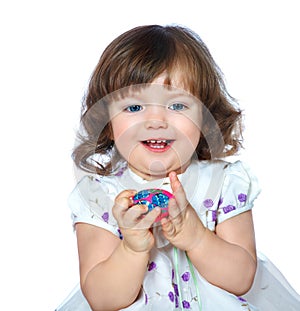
left=73, top=170, right=126, bottom=194
left=218, top=160, right=261, bottom=223
left=188, top=159, right=261, bottom=228
left=193, top=159, right=259, bottom=185
left=67, top=172, right=125, bottom=235
left=69, top=174, right=119, bottom=204
left=223, top=160, right=258, bottom=180
left=222, top=160, right=261, bottom=199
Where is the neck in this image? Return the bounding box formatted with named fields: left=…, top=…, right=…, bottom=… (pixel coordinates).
left=128, top=161, right=191, bottom=181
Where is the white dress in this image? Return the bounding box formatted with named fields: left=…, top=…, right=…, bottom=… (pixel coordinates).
left=57, top=160, right=300, bottom=311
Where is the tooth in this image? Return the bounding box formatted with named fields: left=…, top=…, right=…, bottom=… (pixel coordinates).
left=144, top=139, right=171, bottom=145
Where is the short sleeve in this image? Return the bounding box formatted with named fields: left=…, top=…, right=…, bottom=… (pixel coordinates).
left=217, top=161, right=261, bottom=224
left=68, top=175, right=121, bottom=238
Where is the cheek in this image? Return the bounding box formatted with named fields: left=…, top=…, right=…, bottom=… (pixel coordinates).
left=191, top=125, right=201, bottom=145
left=110, top=122, right=124, bottom=141
left=172, top=126, right=200, bottom=164
left=180, top=128, right=201, bottom=151
left=176, top=117, right=202, bottom=147
left=110, top=112, right=143, bottom=139
left=110, top=119, right=139, bottom=157
left=111, top=117, right=132, bottom=141
left=188, top=115, right=202, bottom=146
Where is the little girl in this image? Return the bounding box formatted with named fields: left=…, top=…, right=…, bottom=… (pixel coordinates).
left=66, top=25, right=299, bottom=311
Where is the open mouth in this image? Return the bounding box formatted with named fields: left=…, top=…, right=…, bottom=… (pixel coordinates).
left=141, top=139, right=174, bottom=151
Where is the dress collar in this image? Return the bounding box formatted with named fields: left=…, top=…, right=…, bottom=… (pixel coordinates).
left=123, top=161, right=199, bottom=188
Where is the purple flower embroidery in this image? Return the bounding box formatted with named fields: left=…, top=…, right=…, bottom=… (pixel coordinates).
left=238, top=193, right=247, bottom=203
left=145, top=293, right=148, bottom=305
left=181, top=272, right=190, bottom=282
left=203, top=199, right=214, bottom=208
left=223, top=205, right=236, bottom=214
left=182, top=300, right=191, bottom=309
left=168, top=291, right=175, bottom=302
left=238, top=296, right=247, bottom=302
left=102, top=212, right=109, bottom=223
left=148, top=261, right=157, bottom=271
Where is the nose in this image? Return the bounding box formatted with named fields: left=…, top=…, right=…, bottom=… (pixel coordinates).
left=144, top=105, right=168, bottom=129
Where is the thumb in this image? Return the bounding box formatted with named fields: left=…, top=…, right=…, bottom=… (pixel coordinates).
left=169, top=172, right=189, bottom=211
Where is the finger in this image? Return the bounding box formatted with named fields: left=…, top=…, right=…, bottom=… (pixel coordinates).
left=169, top=172, right=189, bottom=211
left=169, top=171, right=181, bottom=192
left=161, top=217, right=176, bottom=237
left=136, top=207, right=161, bottom=230
left=115, top=189, right=137, bottom=201
left=113, top=190, right=136, bottom=219
left=123, top=204, right=148, bottom=224
left=167, top=197, right=182, bottom=220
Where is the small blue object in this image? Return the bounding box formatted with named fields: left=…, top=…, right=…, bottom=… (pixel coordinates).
left=131, top=188, right=174, bottom=221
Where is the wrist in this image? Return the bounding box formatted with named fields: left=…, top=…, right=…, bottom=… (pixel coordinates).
left=121, top=239, right=151, bottom=259
left=186, top=225, right=208, bottom=253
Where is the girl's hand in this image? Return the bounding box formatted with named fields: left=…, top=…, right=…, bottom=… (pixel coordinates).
left=112, top=190, right=161, bottom=254
left=161, top=172, right=206, bottom=251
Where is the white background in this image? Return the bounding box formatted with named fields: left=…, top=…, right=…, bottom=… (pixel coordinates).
left=1, top=0, right=299, bottom=309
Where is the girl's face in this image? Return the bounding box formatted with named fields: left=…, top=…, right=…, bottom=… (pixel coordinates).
left=109, top=74, right=202, bottom=180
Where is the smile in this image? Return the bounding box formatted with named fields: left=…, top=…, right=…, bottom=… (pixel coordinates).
left=141, top=139, right=174, bottom=152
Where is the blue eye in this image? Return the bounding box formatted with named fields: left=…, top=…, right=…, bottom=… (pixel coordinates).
left=125, top=105, right=143, bottom=112
left=169, top=102, right=187, bottom=111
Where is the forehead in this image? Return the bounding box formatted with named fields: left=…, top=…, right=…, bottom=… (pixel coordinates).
left=154, top=72, right=190, bottom=92
left=106, top=70, right=197, bottom=103
left=108, top=83, right=197, bottom=105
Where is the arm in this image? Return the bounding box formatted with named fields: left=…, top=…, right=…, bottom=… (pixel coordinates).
left=76, top=190, right=161, bottom=311
left=187, top=211, right=257, bottom=295
left=76, top=224, right=149, bottom=311
left=162, top=172, right=256, bottom=296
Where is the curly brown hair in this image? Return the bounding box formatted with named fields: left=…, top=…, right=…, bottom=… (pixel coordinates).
left=72, top=25, right=243, bottom=175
